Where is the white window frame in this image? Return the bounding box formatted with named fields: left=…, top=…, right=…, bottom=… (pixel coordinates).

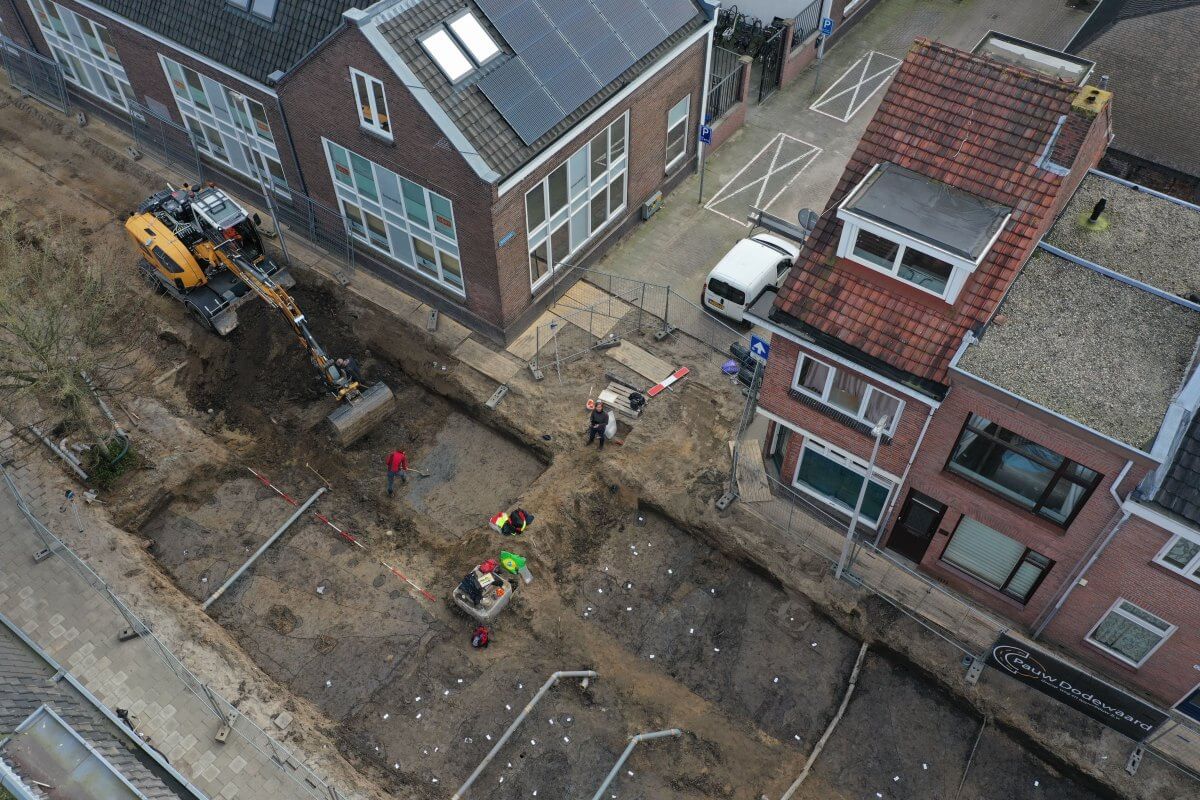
left=28, top=0, right=137, bottom=115
left=350, top=68, right=391, bottom=140
left=1085, top=598, right=1176, bottom=668
left=159, top=54, right=289, bottom=195
left=665, top=94, right=690, bottom=172
left=835, top=217, right=971, bottom=302
left=322, top=138, right=465, bottom=297
left=791, top=352, right=903, bottom=436
left=420, top=27, right=474, bottom=83
left=524, top=112, right=628, bottom=293
left=1153, top=529, right=1200, bottom=586
left=446, top=10, right=500, bottom=66
left=789, top=430, right=897, bottom=529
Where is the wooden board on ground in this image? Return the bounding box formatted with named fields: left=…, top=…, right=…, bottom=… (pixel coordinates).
left=607, top=341, right=674, bottom=383
left=559, top=281, right=633, bottom=338
left=735, top=438, right=773, bottom=503
left=598, top=382, right=642, bottom=420
left=506, top=307, right=559, bottom=362
left=452, top=337, right=524, bottom=385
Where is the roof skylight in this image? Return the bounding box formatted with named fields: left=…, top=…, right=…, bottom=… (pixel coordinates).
left=421, top=28, right=473, bottom=82
left=448, top=12, right=500, bottom=65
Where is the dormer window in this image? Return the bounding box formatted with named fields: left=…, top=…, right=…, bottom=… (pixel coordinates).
left=420, top=11, right=500, bottom=83
left=836, top=162, right=1011, bottom=303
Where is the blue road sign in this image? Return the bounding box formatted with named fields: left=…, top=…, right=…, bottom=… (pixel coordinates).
left=699, top=124, right=713, bottom=145
left=750, top=334, right=770, bottom=362
left=820, top=16, right=834, bottom=36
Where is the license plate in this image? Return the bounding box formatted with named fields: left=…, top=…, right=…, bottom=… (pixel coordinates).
left=707, top=296, right=724, bottom=308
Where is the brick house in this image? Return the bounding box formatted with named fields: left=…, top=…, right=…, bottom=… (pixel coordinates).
left=0, top=0, right=716, bottom=340
left=946, top=171, right=1200, bottom=711
left=748, top=35, right=1110, bottom=539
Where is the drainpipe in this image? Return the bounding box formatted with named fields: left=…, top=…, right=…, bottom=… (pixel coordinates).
left=1032, top=459, right=1134, bottom=639
left=873, top=395, right=941, bottom=546
left=589, top=729, right=683, bottom=800
left=270, top=90, right=311, bottom=198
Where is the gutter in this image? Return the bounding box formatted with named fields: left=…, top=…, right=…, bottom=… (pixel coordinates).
left=0, top=611, right=209, bottom=800
left=1038, top=242, right=1200, bottom=313
left=1088, top=168, right=1200, bottom=213
left=1032, top=459, right=1134, bottom=639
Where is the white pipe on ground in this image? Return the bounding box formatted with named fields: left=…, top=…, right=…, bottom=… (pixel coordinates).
left=201, top=487, right=325, bottom=610
left=590, top=728, right=683, bottom=800
left=452, top=670, right=597, bottom=800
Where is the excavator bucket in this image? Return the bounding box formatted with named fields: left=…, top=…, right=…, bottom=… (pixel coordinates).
left=327, top=382, right=396, bottom=446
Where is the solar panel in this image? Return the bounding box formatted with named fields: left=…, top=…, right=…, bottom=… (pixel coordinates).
left=582, top=35, right=633, bottom=85
left=545, top=61, right=602, bottom=112
left=475, top=0, right=700, bottom=145
left=645, top=0, right=699, bottom=33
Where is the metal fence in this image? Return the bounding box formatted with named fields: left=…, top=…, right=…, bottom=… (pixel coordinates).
left=527, top=267, right=752, bottom=384
left=126, top=100, right=204, bottom=178
left=0, top=35, right=68, bottom=111
left=791, top=0, right=823, bottom=49
left=730, top=443, right=1010, bottom=656
left=0, top=464, right=348, bottom=800
left=707, top=46, right=745, bottom=122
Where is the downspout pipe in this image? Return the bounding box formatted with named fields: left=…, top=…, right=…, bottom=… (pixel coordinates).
left=874, top=394, right=941, bottom=546
left=589, top=729, right=683, bottom=800
left=1032, top=459, right=1134, bottom=639
left=453, top=670, right=597, bottom=800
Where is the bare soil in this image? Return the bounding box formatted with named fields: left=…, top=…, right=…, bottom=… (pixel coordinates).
left=0, top=86, right=1175, bottom=800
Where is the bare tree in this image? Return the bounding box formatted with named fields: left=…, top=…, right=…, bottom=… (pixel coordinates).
left=0, top=208, right=150, bottom=437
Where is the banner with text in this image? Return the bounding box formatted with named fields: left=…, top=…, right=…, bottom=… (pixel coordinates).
left=986, top=635, right=1168, bottom=741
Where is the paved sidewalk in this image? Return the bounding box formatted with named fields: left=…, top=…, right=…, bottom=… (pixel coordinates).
left=0, top=460, right=329, bottom=800
left=598, top=0, right=1093, bottom=295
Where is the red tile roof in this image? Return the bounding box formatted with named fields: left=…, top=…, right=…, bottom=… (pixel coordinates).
left=772, top=39, right=1083, bottom=385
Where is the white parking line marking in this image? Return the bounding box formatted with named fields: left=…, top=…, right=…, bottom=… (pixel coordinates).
left=810, top=50, right=901, bottom=123
left=704, top=133, right=822, bottom=226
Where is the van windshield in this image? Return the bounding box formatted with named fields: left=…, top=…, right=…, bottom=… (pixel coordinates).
left=708, top=278, right=746, bottom=305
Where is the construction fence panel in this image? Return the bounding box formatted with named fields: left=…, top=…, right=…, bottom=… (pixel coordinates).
left=0, top=36, right=69, bottom=111
left=126, top=100, right=204, bottom=178
left=0, top=465, right=343, bottom=800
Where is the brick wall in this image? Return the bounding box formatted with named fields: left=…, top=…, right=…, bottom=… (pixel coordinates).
left=781, top=0, right=880, bottom=88
left=1, top=0, right=34, bottom=45
left=1043, top=513, right=1200, bottom=707
left=489, top=34, right=709, bottom=330
left=890, top=374, right=1155, bottom=629
left=706, top=55, right=751, bottom=153
left=760, top=334, right=935, bottom=478
left=8, top=0, right=303, bottom=193
left=276, top=24, right=503, bottom=328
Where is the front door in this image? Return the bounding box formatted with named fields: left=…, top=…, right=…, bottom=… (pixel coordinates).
left=887, top=491, right=945, bottom=563
left=769, top=425, right=791, bottom=479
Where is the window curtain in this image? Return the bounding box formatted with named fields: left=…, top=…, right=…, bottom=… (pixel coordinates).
left=864, top=390, right=898, bottom=429
left=1091, top=613, right=1160, bottom=662
left=941, top=517, right=1025, bottom=588
left=829, top=371, right=867, bottom=412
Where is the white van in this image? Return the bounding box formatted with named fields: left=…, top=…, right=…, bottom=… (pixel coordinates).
left=702, top=234, right=800, bottom=322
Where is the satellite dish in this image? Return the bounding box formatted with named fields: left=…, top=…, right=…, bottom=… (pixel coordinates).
left=797, top=209, right=819, bottom=235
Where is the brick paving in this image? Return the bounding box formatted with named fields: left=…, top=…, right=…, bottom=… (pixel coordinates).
left=0, top=445, right=336, bottom=800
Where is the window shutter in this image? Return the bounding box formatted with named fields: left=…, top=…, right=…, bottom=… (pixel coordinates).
left=942, top=517, right=1024, bottom=588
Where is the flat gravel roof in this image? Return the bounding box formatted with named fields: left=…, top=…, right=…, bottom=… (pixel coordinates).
left=957, top=249, right=1200, bottom=450
left=1044, top=172, right=1200, bottom=298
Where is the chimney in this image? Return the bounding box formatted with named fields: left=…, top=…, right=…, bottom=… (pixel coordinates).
left=1047, top=84, right=1112, bottom=170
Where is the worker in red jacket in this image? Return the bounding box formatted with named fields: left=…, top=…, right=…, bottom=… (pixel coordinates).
left=386, top=449, right=408, bottom=497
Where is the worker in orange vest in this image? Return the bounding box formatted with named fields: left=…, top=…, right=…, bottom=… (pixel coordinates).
left=386, top=449, right=408, bottom=497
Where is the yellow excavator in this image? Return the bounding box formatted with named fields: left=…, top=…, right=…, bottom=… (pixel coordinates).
left=126, top=183, right=394, bottom=445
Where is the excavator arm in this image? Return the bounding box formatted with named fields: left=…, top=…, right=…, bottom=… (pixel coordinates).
left=207, top=242, right=356, bottom=401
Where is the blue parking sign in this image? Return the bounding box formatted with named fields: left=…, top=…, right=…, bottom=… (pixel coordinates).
left=749, top=334, right=770, bottom=362
left=699, top=124, right=713, bottom=144
left=820, top=17, right=834, bottom=36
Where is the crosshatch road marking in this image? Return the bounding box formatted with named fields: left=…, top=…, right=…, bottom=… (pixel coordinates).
left=704, top=133, right=822, bottom=226
left=810, top=50, right=902, bottom=123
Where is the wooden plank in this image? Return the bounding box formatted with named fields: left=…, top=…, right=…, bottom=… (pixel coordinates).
left=452, top=337, right=523, bottom=385
left=607, top=341, right=674, bottom=383
left=506, top=307, right=558, bottom=361
left=735, top=439, right=773, bottom=503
